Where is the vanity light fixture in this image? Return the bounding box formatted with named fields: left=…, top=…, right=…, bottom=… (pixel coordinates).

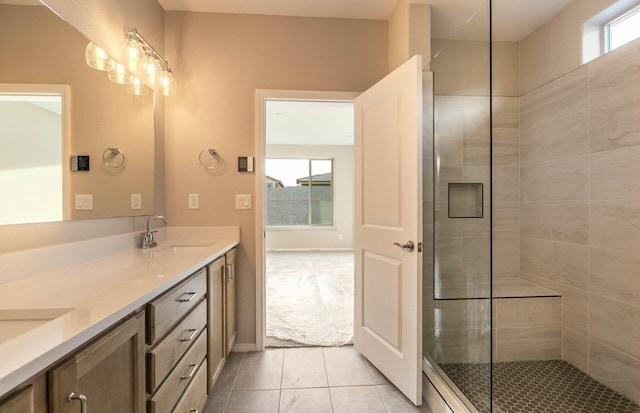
left=125, top=28, right=176, bottom=96
left=85, top=42, right=116, bottom=71
left=107, top=62, right=133, bottom=85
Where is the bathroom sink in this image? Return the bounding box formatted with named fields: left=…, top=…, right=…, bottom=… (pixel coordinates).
left=0, top=308, right=74, bottom=344
left=143, top=242, right=216, bottom=257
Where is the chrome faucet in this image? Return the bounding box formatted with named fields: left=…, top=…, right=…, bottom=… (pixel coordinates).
left=140, top=216, right=168, bottom=249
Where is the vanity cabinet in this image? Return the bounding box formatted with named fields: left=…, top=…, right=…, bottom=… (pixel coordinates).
left=146, top=268, right=208, bottom=413
left=206, top=256, right=225, bottom=392
left=48, top=311, right=146, bottom=413
left=0, top=374, right=47, bottom=413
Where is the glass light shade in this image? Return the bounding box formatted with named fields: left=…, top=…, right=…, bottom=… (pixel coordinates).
left=159, top=70, right=177, bottom=96
left=125, top=39, right=145, bottom=72
left=107, top=63, right=133, bottom=85
left=85, top=42, right=116, bottom=71
left=144, top=56, right=162, bottom=86
left=127, top=76, right=149, bottom=96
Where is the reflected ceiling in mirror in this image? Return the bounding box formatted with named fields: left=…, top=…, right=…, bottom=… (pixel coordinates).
left=0, top=1, right=154, bottom=224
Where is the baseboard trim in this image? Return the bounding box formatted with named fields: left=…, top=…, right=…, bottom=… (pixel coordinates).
left=232, top=342, right=257, bottom=352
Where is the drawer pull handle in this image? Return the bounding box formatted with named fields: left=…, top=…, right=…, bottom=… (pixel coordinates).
left=181, top=363, right=198, bottom=380
left=177, top=291, right=197, bottom=302
left=190, top=410, right=199, bottom=413
left=180, top=328, right=198, bottom=342
left=67, top=393, right=87, bottom=413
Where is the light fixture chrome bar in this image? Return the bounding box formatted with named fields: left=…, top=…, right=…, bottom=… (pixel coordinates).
left=126, top=28, right=172, bottom=72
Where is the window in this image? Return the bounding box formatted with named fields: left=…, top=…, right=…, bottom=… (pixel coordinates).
left=266, top=159, right=333, bottom=227
left=605, top=3, right=640, bottom=52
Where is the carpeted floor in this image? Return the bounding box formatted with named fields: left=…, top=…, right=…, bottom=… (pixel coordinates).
left=266, top=251, right=354, bottom=347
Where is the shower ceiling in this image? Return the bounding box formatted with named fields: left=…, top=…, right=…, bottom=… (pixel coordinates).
left=157, top=0, right=576, bottom=41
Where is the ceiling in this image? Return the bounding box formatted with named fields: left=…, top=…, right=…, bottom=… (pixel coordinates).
left=157, top=0, right=576, bottom=41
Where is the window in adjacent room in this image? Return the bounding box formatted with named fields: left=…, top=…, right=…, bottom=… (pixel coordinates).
left=604, top=3, right=640, bottom=52
left=265, top=158, right=333, bottom=227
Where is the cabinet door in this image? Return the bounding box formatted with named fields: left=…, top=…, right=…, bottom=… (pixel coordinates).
left=0, top=374, right=47, bottom=413
left=49, top=311, right=145, bottom=413
left=207, top=256, right=225, bottom=392
left=224, top=248, right=237, bottom=356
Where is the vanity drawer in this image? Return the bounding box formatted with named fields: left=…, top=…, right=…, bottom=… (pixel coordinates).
left=171, top=359, right=207, bottom=413
left=148, top=300, right=207, bottom=392
left=148, top=328, right=207, bottom=413
left=147, top=268, right=206, bottom=344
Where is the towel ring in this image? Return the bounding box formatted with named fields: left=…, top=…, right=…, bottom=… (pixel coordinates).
left=103, top=147, right=126, bottom=170
left=199, top=148, right=222, bottom=170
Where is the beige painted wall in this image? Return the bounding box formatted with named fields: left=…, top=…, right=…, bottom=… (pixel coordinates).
left=265, top=145, right=354, bottom=251
left=0, top=0, right=164, bottom=254
left=164, top=11, right=387, bottom=346
left=518, top=0, right=636, bottom=94
left=388, top=0, right=431, bottom=72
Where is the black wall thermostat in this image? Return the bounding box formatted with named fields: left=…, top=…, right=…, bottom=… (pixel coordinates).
left=238, top=156, right=254, bottom=172
left=71, top=155, right=90, bottom=171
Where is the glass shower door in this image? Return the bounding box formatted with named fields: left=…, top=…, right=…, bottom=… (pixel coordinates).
left=423, top=1, right=493, bottom=411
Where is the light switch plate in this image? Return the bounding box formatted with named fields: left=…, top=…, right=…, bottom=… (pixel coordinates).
left=131, top=194, right=142, bottom=210
left=188, top=193, right=199, bottom=209
left=235, top=194, right=251, bottom=209
left=75, top=194, right=93, bottom=210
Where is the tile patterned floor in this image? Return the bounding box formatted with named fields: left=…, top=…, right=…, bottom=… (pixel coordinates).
left=442, top=360, right=640, bottom=413
left=202, top=346, right=432, bottom=413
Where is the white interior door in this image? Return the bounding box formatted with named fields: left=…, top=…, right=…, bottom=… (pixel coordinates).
left=353, top=55, right=423, bottom=405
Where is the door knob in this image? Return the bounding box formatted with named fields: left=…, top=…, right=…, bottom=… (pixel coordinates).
left=393, top=240, right=415, bottom=252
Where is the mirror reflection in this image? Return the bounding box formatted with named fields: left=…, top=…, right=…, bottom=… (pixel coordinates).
left=0, top=2, right=155, bottom=225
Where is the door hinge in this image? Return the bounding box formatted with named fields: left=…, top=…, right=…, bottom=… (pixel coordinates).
left=417, top=242, right=423, bottom=253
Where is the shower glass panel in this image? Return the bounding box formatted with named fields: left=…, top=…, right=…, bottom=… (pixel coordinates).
left=424, top=1, right=492, bottom=411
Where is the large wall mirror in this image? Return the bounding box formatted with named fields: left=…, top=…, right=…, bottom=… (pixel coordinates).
left=0, top=1, right=155, bottom=225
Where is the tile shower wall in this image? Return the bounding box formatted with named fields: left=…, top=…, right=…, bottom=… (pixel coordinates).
left=520, top=38, right=640, bottom=404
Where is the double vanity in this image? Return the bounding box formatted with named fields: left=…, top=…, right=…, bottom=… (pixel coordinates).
left=0, top=226, right=240, bottom=413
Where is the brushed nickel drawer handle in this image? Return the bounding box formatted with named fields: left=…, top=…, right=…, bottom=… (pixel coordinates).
left=181, top=363, right=198, bottom=380
left=67, top=392, right=87, bottom=413
left=190, top=410, right=199, bottom=413
left=177, top=291, right=197, bottom=302
left=180, top=328, right=198, bottom=342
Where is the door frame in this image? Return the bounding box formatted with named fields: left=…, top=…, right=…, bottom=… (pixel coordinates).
left=254, top=89, right=359, bottom=351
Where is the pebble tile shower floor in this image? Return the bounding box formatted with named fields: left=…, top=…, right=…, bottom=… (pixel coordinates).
left=442, top=360, right=640, bottom=413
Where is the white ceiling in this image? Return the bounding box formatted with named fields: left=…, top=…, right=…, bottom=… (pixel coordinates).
left=265, top=100, right=354, bottom=146
left=157, top=0, right=576, bottom=41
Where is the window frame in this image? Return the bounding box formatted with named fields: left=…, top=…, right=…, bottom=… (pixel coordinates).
left=265, top=158, right=335, bottom=228
left=603, top=2, right=640, bottom=53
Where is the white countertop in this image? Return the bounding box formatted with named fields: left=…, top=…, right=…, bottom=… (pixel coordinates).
left=0, top=226, right=240, bottom=398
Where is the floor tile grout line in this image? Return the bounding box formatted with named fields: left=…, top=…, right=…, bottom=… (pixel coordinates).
left=223, top=352, right=245, bottom=413
left=322, top=347, right=336, bottom=412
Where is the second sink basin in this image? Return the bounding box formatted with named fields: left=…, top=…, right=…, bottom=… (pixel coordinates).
left=0, top=308, right=74, bottom=344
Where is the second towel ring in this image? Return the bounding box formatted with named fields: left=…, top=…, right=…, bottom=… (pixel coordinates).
left=103, top=147, right=126, bottom=170
left=199, top=148, right=222, bottom=170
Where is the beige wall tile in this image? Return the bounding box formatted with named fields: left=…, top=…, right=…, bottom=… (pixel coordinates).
left=463, top=129, right=490, bottom=167
left=589, top=98, right=640, bottom=154
left=463, top=238, right=490, bottom=276
left=493, top=180, right=519, bottom=202
left=522, top=272, right=588, bottom=334
left=492, top=166, right=519, bottom=182
left=591, top=146, right=640, bottom=200
left=495, top=326, right=561, bottom=362
left=591, top=200, right=640, bottom=253
left=493, top=202, right=520, bottom=238
left=520, top=201, right=589, bottom=244
left=434, top=237, right=463, bottom=273
left=520, top=110, right=588, bottom=166
left=425, top=298, right=491, bottom=331
left=434, top=96, right=463, bottom=131
left=434, top=130, right=464, bottom=168
left=495, top=297, right=561, bottom=329
left=462, top=96, right=490, bottom=131
left=520, top=66, right=588, bottom=131
left=590, top=294, right=640, bottom=360
left=563, top=328, right=589, bottom=373
left=589, top=339, right=640, bottom=406
left=492, top=97, right=520, bottom=127
left=590, top=247, right=640, bottom=307
left=520, top=156, right=588, bottom=201
left=493, top=237, right=520, bottom=273
left=492, top=130, right=520, bottom=167
left=520, top=237, right=588, bottom=289
left=426, top=328, right=491, bottom=364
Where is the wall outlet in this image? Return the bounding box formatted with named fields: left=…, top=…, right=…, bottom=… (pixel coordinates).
left=188, top=193, right=199, bottom=209
left=235, top=194, right=251, bottom=209
left=131, top=194, right=142, bottom=210
left=75, top=194, right=93, bottom=210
